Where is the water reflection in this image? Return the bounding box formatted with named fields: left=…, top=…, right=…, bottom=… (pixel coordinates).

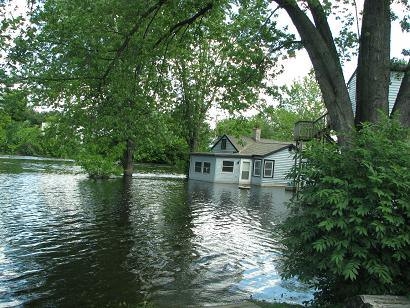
left=0, top=157, right=313, bottom=306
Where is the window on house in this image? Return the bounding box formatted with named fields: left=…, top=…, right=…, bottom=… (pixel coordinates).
left=263, top=160, right=274, bottom=178
left=221, top=138, right=227, bottom=150
left=222, top=160, right=234, bottom=172
left=253, top=159, right=262, bottom=177
left=194, top=162, right=202, bottom=173
left=203, top=162, right=211, bottom=174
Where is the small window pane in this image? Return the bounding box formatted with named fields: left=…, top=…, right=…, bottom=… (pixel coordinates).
left=222, top=161, right=234, bottom=172
left=221, top=139, right=227, bottom=150
left=253, top=160, right=261, bottom=176
left=203, top=162, right=211, bottom=174
left=194, top=162, right=202, bottom=173
left=264, top=160, right=274, bottom=177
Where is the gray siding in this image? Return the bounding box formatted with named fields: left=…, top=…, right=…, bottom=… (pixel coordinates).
left=348, top=71, right=404, bottom=116
left=251, top=149, right=294, bottom=187
left=213, top=157, right=241, bottom=183
left=348, top=73, right=357, bottom=115
left=189, top=156, right=216, bottom=182
left=389, top=72, right=404, bottom=113
left=211, top=137, right=237, bottom=153
left=189, top=148, right=294, bottom=186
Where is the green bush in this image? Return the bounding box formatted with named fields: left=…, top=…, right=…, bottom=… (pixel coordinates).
left=281, top=119, right=410, bottom=305
left=5, top=121, right=43, bottom=156
left=77, top=143, right=123, bottom=179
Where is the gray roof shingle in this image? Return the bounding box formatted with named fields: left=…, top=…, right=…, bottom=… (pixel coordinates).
left=226, top=135, right=293, bottom=156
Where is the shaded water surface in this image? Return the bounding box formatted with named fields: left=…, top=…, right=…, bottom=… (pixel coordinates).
left=0, top=156, right=312, bottom=307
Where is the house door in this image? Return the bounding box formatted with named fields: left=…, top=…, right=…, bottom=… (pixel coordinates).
left=239, top=160, right=251, bottom=185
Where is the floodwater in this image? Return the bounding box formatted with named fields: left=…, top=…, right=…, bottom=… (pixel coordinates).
left=0, top=156, right=312, bottom=307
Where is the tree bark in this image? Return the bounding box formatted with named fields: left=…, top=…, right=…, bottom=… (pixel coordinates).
left=188, top=132, right=198, bottom=153
left=177, top=59, right=201, bottom=153
left=306, top=1, right=339, bottom=65
left=122, top=139, right=135, bottom=177
left=355, top=0, right=391, bottom=125
left=274, top=0, right=355, bottom=143
left=391, top=61, right=410, bottom=127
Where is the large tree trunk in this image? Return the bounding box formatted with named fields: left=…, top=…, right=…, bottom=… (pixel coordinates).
left=355, top=0, right=391, bottom=125
left=188, top=132, right=198, bottom=153
left=391, top=61, right=410, bottom=127
left=178, top=62, right=201, bottom=153
left=275, top=0, right=355, bottom=143
left=122, top=139, right=135, bottom=177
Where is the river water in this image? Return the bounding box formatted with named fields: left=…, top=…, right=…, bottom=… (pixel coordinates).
left=0, top=156, right=312, bottom=307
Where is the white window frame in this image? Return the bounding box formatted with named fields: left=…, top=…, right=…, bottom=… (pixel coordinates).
left=203, top=161, right=211, bottom=174
left=221, top=160, right=234, bottom=173
left=253, top=159, right=262, bottom=177
left=194, top=161, right=202, bottom=173
left=263, top=160, right=274, bottom=178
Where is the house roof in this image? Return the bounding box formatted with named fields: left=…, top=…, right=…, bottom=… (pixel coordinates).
left=226, top=135, right=293, bottom=156
left=190, top=152, right=253, bottom=158
left=206, top=134, right=294, bottom=157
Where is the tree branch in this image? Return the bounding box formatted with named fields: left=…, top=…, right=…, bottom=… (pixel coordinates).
left=154, top=2, right=213, bottom=48
left=274, top=0, right=354, bottom=136
left=143, top=1, right=164, bottom=39
left=306, top=0, right=340, bottom=66
left=101, top=0, right=166, bottom=82
left=14, top=75, right=103, bottom=82
left=241, top=40, right=301, bottom=85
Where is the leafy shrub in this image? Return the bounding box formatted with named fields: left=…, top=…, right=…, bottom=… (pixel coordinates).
left=5, top=121, right=43, bottom=155
left=77, top=143, right=123, bottom=179
left=281, top=119, right=410, bottom=305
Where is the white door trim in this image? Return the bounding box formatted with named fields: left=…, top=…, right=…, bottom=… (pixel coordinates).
left=239, top=159, right=252, bottom=185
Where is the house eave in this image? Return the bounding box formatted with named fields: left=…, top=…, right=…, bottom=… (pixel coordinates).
left=190, top=152, right=253, bottom=158
left=191, top=144, right=294, bottom=158
left=251, top=144, right=295, bottom=158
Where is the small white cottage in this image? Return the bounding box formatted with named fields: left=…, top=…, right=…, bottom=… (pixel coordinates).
left=189, top=128, right=295, bottom=187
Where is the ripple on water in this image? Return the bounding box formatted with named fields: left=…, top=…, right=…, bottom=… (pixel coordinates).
left=0, top=157, right=313, bottom=306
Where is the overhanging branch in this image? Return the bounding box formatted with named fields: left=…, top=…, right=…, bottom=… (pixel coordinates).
left=241, top=40, right=302, bottom=84
left=306, top=0, right=340, bottom=65
left=154, top=2, right=213, bottom=48
left=100, top=0, right=167, bottom=82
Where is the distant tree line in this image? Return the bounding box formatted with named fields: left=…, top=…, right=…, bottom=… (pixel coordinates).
left=0, top=72, right=323, bottom=173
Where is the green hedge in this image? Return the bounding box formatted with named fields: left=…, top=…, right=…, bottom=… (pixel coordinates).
left=281, top=119, right=410, bottom=305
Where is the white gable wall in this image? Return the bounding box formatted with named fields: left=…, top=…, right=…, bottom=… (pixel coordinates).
left=211, top=136, right=237, bottom=153
left=348, top=71, right=404, bottom=116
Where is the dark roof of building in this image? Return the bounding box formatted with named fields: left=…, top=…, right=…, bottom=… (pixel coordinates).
left=226, top=135, right=293, bottom=156
left=203, top=134, right=294, bottom=157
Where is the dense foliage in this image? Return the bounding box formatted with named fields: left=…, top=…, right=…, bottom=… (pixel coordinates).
left=281, top=119, right=410, bottom=305
left=0, top=89, right=74, bottom=157
left=3, top=0, right=297, bottom=176
left=0, top=88, right=194, bottom=172
left=215, top=72, right=326, bottom=141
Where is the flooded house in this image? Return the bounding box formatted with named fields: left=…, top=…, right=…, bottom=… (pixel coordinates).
left=189, top=128, right=295, bottom=187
